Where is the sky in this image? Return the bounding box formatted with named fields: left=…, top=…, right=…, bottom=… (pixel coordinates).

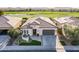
left=0, top=0, right=79, bottom=8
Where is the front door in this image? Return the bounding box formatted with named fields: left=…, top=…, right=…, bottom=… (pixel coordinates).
left=33, top=29, right=37, bottom=35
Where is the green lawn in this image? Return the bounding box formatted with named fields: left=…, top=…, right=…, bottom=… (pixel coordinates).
left=15, top=39, right=41, bottom=46
left=4, top=11, right=79, bottom=19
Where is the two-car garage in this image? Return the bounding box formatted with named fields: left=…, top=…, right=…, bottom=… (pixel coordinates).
left=43, top=30, right=55, bottom=35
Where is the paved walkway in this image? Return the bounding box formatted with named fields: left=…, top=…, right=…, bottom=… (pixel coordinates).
left=56, top=35, right=65, bottom=52
left=1, top=46, right=56, bottom=52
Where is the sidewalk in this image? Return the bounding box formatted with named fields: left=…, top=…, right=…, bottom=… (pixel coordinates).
left=56, top=35, right=65, bottom=52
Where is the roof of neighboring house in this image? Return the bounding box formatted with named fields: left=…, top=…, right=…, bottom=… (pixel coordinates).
left=54, top=17, right=68, bottom=24
left=21, top=16, right=56, bottom=29
left=55, top=16, right=73, bottom=24
left=0, top=15, right=22, bottom=29
left=67, top=17, right=79, bottom=26
left=55, top=16, right=79, bottom=26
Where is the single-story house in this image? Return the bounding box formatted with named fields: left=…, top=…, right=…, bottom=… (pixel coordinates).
left=21, top=16, right=57, bottom=40
left=0, top=15, right=22, bottom=35
left=54, top=16, right=79, bottom=28
left=54, top=17, right=68, bottom=28
left=65, top=17, right=79, bottom=28
left=0, top=15, right=22, bottom=49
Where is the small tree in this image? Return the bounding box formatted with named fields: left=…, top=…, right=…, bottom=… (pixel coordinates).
left=8, top=29, right=21, bottom=39
left=64, top=25, right=79, bottom=40
left=28, top=8, right=32, bottom=11
left=0, top=11, right=4, bottom=16
left=22, top=17, right=28, bottom=20
left=21, top=17, right=28, bottom=25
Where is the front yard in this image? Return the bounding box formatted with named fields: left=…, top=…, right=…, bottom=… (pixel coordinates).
left=15, top=38, right=41, bottom=46
left=58, top=24, right=79, bottom=46
left=59, top=35, right=79, bottom=46
left=71, top=40, right=79, bottom=46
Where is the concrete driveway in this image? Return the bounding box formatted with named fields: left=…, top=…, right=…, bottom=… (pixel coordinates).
left=0, top=35, right=10, bottom=49
left=0, top=35, right=56, bottom=52
left=42, top=35, right=56, bottom=48
left=30, top=35, right=56, bottom=48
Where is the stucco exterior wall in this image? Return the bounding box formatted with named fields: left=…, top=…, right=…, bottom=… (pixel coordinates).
left=28, top=29, right=33, bottom=36
left=21, top=27, right=57, bottom=36
left=22, top=29, right=33, bottom=36
left=37, top=29, right=42, bottom=35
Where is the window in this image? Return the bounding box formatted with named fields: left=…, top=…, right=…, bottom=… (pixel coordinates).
left=27, top=30, right=28, bottom=34
left=24, top=30, right=26, bottom=34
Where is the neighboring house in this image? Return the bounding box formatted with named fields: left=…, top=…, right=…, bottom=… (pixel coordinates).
left=0, top=15, right=22, bottom=35
left=21, top=16, right=57, bottom=41
left=54, top=16, right=79, bottom=28
left=0, top=15, right=22, bottom=49
left=54, top=17, right=67, bottom=28
left=65, top=17, right=79, bottom=28
left=54, top=16, right=79, bottom=39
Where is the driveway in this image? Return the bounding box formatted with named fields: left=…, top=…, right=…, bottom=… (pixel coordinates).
left=0, top=35, right=10, bottom=50
left=42, top=35, right=56, bottom=48
left=0, top=35, right=56, bottom=52
left=30, top=35, right=56, bottom=48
